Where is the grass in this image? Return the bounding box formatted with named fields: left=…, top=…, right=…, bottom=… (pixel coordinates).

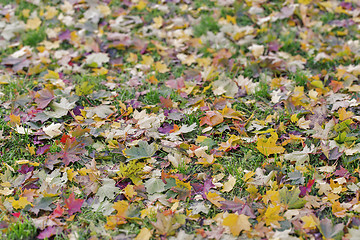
left=5, top=216, right=37, bottom=240
left=193, top=15, right=220, bottom=37
left=21, top=27, right=46, bottom=47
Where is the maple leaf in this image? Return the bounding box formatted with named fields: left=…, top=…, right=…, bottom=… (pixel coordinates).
left=85, top=53, right=110, bottom=67
left=34, top=88, right=55, bottom=109
left=144, top=178, right=165, bottom=195
left=95, top=179, right=120, bottom=202
left=206, top=191, right=225, bottom=208
left=135, top=228, right=152, bottom=240
left=43, top=123, right=62, bottom=138
left=301, top=215, right=318, bottom=229
left=64, top=193, right=84, bottom=215
left=12, top=197, right=32, bottom=209
left=54, top=137, right=87, bottom=166
left=45, top=97, right=76, bottom=118
left=123, top=141, right=157, bottom=161
left=171, top=179, right=192, bottom=200
left=200, top=111, right=224, bottom=127
left=113, top=200, right=129, bottom=218
left=86, top=105, right=114, bottom=118
left=155, top=62, right=169, bottom=73
left=263, top=204, right=284, bottom=227
left=222, top=175, right=236, bottom=192
left=279, top=187, right=307, bottom=209
left=219, top=197, right=256, bottom=218
left=256, top=132, right=285, bottom=156
left=151, top=211, right=183, bottom=237
left=159, top=96, right=173, bottom=108
left=223, top=213, right=251, bottom=236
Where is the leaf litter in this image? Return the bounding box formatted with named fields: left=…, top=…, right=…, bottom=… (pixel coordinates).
left=0, top=0, right=360, bottom=239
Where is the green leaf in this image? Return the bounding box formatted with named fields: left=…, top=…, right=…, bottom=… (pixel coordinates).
left=279, top=187, right=306, bottom=209
left=144, top=178, right=165, bottom=195
left=124, top=141, right=157, bottom=161
left=95, top=179, right=120, bottom=202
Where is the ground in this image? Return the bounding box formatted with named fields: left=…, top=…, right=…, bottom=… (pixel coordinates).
left=0, top=0, right=360, bottom=239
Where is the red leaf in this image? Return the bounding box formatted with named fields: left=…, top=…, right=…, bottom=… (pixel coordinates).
left=11, top=212, right=21, bottom=218
left=51, top=204, right=64, bottom=218
left=160, top=96, right=173, bottom=108
left=64, top=193, right=84, bottom=215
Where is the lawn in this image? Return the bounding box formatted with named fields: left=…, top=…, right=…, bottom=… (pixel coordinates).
left=0, top=0, right=360, bottom=239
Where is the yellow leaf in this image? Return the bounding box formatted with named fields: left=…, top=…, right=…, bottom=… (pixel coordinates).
left=256, top=132, right=285, bottom=156
left=298, top=0, right=312, bottom=5
left=226, top=15, right=236, bottom=24
left=222, top=175, right=236, bottom=192
left=301, top=215, right=317, bottom=229
left=113, top=200, right=129, bottom=218
left=22, top=9, right=30, bottom=18
left=127, top=53, right=138, bottom=63
left=263, top=204, right=284, bottom=227
left=135, top=0, right=147, bottom=10
left=45, top=6, right=58, bottom=20
left=223, top=214, right=251, bottom=236
left=92, top=67, right=108, bottom=76
left=332, top=201, right=346, bottom=218
left=66, top=168, right=78, bottom=181
left=290, top=114, right=298, bottom=123
left=124, top=185, right=137, bottom=199
left=195, top=136, right=208, bottom=144
left=243, top=171, right=255, bottom=182
left=26, top=17, right=41, bottom=30
left=206, top=191, right=225, bottom=208
left=153, top=16, right=163, bottom=29
left=338, top=107, right=354, bottom=121
left=263, top=190, right=280, bottom=205
left=135, top=228, right=152, bottom=240
left=155, top=62, right=169, bottom=73
left=12, top=197, right=32, bottom=209
left=27, top=144, right=36, bottom=155
left=43, top=70, right=59, bottom=80
left=246, top=185, right=258, bottom=197
left=97, top=5, right=111, bottom=16
left=141, top=55, right=154, bottom=66
left=16, top=160, right=29, bottom=165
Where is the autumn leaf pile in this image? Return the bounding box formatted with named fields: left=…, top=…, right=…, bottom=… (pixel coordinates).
left=1, top=0, right=360, bottom=239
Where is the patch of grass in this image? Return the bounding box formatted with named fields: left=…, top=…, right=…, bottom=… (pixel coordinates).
left=68, top=208, right=109, bottom=240
left=0, top=77, right=36, bottom=102
left=21, top=27, right=46, bottom=47
left=279, top=31, right=303, bottom=56
left=254, top=81, right=271, bottom=100
left=193, top=0, right=216, bottom=9
left=193, top=15, right=220, bottom=37
left=289, top=70, right=309, bottom=87
left=0, top=125, right=34, bottom=165
left=5, top=216, right=38, bottom=240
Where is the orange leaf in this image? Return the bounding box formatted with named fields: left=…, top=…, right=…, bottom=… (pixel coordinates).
left=200, top=111, right=224, bottom=127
